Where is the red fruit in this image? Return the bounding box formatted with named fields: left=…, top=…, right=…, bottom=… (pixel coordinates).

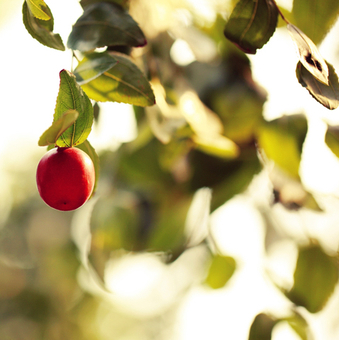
left=36, top=147, right=95, bottom=211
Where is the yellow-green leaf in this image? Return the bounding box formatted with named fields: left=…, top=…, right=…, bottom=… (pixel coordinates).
left=286, top=245, right=338, bottom=313
left=205, top=255, right=236, bottom=289
left=38, top=110, right=79, bottom=146
left=257, top=114, right=308, bottom=179
left=54, top=70, right=93, bottom=147
left=26, top=0, right=51, bottom=20
left=81, top=53, right=155, bottom=107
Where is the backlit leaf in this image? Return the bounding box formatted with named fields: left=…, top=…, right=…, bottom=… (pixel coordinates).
left=257, top=114, right=308, bottom=179
left=288, top=24, right=329, bottom=85
left=205, top=255, right=236, bottom=289
left=192, top=134, right=239, bottom=159
left=73, top=52, right=118, bottom=85
left=224, top=0, right=278, bottom=54
left=284, top=312, right=311, bottom=340
left=54, top=70, right=93, bottom=147
left=325, top=125, right=339, bottom=157
left=292, top=0, right=339, bottom=45
left=26, top=0, right=50, bottom=20
left=286, top=245, right=338, bottom=313
left=67, top=2, right=146, bottom=52
left=22, top=1, right=65, bottom=51
left=81, top=52, right=155, bottom=107
left=249, top=313, right=277, bottom=340
left=38, top=110, right=79, bottom=146
left=296, top=61, right=339, bottom=110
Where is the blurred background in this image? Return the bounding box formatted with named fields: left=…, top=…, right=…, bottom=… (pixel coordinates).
left=2, top=0, right=339, bottom=339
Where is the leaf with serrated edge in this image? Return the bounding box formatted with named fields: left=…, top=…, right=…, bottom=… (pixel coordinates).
left=22, top=2, right=65, bottom=51
left=67, top=2, right=146, bottom=52
left=296, top=61, right=339, bottom=110
left=26, top=0, right=50, bottom=20
left=54, top=70, right=93, bottom=147
left=38, top=110, right=79, bottom=146
left=288, top=24, right=329, bottom=85
left=224, top=0, right=278, bottom=54
left=74, top=52, right=118, bottom=85
left=81, top=53, right=155, bottom=107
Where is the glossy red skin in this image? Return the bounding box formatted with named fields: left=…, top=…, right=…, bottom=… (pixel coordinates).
left=36, top=147, right=95, bottom=211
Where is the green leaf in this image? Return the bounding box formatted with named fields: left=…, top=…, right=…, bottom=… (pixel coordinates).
left=38, top=110, right=79, bottom=146
left=73, top=52, right=118, bottom=85
left=257, top=114, right=308, bottom=179
left=284, top=312, right=311, bottom=340
left=76, top=140, right=100, bottom=194
left=193, top=134, right=239, bottom=159
left=26, top=0, right=50, bottom=20
left=325, top=125, right=339, bottom=157
left=288, top=24, right=329, bottom=85
left=67, top=2, right=146, bottom=52
left=292, top=0, right=339, bottom=45
left=81, top=52, right=155, bottom=107
left=286, top=245, right=339, bottom=313
left=296, top=61, right=339, bottom=110
left=22, top=1, right=65, bottom=51
left=248, top=313, right=277, bottom=340
left=205, top=255, right=236, bottom=289
left=224, top=0, right=278, bottom=54
left=80, top=0, right=130, bottom=10
left=54, top=70, right=93, bottom=147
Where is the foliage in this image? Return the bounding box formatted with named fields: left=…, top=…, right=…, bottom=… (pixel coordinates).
left=1, top=0, right=339, bottom=339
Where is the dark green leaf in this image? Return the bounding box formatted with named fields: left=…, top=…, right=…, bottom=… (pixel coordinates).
left=296, top=61, right=339, bottom=110
left=54, top=70, right=93, bottom=147
left=76, top=140, right=100, bottom=194
left=224, top=0, right=278, bottom=54
left=26, top=0, right=50, bottom=20
left=288, top=24, right=328, bottom=85
left=292, top=0, right=339, bottom=45
left=73, top=52, right=118, bottom=85
left=286, top=245, right=339, bottom=313
left=38, top=109, right=79, bottom=146
left=93, top=101, right=100, bottom=122
left=205, top=255, right=236, bottom=289
left=22, top=1, right=65, bottom=51
left=325, top=125, right=339, bottom=158
left=248, top=313, right=277, bottom=340
left=81, top=52, right=155, bottom=107
left=67, top=2, right=146, bottom=52
left=80, top=0, right=130, bottom=10
left=257, top=114, right=308, bottom=179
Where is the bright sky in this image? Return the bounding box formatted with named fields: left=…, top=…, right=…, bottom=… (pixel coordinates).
left=1, top=1, right=339, bottom=339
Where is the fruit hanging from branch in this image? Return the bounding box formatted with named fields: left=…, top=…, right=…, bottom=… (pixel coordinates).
left=36, top=147, right=95, bottom=211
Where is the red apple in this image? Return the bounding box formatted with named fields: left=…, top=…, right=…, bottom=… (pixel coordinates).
left=36, top=147, right=95, bottom=211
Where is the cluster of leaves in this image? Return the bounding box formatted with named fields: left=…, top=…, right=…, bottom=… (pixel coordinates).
left=224, top=0, right=339, bottom=110
left=20, top=0, right=339, bottom=339
left=223, top=1, right=339, bottom=338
